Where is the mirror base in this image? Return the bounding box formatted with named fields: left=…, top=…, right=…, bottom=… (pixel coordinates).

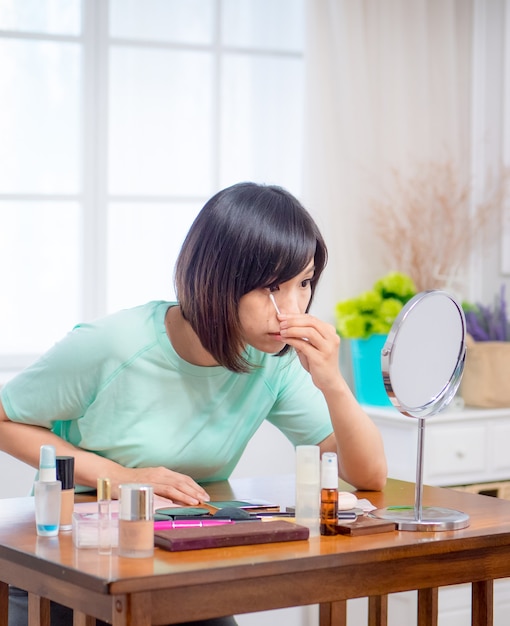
left=369, top=506, right=470, bottom=531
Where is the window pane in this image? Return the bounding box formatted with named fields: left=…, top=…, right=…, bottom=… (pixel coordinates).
left=0, top=0, right=81, bottom=35
left=109, top=47, right=214, bottom=196
left=110, top=0, right=214, bottom=44
left=0, top=202, right=80, bottom=354
left=107, top=201, right=202, bottom=312
left=220, top=54, right=304, bottom=193
left=0, top=40, right=81, bottom=194
left=222, top=0, right=304, bottom=51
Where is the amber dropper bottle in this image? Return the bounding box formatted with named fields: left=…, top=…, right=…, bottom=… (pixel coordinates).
left=320, top=452, right=339, bottom=536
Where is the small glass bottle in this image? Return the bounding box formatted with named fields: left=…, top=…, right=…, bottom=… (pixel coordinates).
left=295, top=445, right=320, bottom=537
left=97, top=477, right=112, bottom=555
left=118, top=484, right=154, bottom=558
left=320, top=452, right=339, bottom=536
left=34, top=445, right=62, bottom=537
left=56, top=456, right=75, bottom=531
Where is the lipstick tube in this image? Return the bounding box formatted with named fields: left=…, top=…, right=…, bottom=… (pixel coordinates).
left=154, top=519, right=234, bottom=529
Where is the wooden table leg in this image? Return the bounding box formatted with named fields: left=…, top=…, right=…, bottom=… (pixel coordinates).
left=112, top=593, right=151, bottom=626
left=112, top=596, right=128, bottom=626
left=0, top=582, right=8, bottom=626
left=28, top=593, right=50, bottom=626
left=73, top=610, right=96, bottom=626
left=129, top=592, right=151, bottom=626
left=472, top=580, right=494, bottom=626
left=417, top=588, right=438, bottom=626
left=319, top=600, right=347, bottom=626
left=368, top=595, right=388, bottom=626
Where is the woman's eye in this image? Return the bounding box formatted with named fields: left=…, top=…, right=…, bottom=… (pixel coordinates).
left=301, top=279, right=312, bottom=288
left=268, top=284, right=280, bottom=293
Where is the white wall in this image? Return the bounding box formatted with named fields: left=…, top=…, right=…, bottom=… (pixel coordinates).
left=0, top=452, right=35, bottom=498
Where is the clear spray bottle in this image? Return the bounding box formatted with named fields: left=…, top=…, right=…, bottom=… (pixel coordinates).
left=34, top=445, right=62, bottom=537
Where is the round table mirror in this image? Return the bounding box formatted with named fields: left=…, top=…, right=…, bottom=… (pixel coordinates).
left=370, top=290, right=469, bottom=531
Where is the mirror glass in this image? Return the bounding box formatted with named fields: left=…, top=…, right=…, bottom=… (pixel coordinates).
left=371, top=290, right=470, bottom=531
left=382, top=291, right=466, bottom=417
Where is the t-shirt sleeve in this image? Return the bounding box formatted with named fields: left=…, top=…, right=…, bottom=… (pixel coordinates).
left=1, top=322, right=110, bottom=429
left=266, top=355, right=333, bottom=447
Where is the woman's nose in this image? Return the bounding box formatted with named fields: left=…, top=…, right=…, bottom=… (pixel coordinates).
left=275, top=293, right=301, bottom=315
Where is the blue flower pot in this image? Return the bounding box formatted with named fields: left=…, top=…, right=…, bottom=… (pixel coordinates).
left=349, top=334, right=392, bottom=407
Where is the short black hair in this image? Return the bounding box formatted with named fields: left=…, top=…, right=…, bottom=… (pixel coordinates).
left=174, top=182, right=328, bottom=372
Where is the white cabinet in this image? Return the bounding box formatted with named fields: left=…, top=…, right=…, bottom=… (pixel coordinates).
left=366, top=403, right=510, bottom=626
left=366, top=404, right=510, bottom=487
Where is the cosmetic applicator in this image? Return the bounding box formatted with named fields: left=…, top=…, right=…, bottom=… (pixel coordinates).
left=270, top=291, right=309, bottom=342
left=269, top=293, right=281, bottom=315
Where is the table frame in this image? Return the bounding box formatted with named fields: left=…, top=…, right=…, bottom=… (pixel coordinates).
left=0, top=476, right=509, bottom=626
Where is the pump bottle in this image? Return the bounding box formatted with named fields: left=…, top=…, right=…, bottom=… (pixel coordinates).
left=320, top=452, right=339, bottom=536
left=34, top=445, right=62, bottom=537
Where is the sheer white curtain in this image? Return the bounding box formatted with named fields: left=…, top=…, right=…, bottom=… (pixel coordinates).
left=303, top=0, right=473, bottom=322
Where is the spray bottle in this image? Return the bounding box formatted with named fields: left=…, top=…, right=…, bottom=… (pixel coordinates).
left=34, top=445, right=62, bottom=537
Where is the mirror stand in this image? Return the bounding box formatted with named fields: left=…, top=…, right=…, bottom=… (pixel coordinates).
left=368, top=290, right=470, bottom=531
left=371, top=417, right=470, bottom=530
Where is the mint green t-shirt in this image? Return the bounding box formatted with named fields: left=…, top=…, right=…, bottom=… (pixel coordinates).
left=1, top=301, right=333, bottom=482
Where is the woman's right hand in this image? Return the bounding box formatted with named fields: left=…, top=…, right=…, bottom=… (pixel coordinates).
left=0, top=402, right=210, bottom=505
left=116, top=466, right=210, bottom=504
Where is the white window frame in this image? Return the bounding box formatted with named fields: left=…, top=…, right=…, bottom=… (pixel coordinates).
left=0, top=0, right=305, bottom=382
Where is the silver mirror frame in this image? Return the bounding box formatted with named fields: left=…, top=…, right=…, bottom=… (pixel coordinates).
left=382, top=291, right=467, bottom=418
left=370, top=290, right=470, bottom=531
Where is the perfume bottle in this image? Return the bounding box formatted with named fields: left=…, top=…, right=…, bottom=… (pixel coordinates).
left=118, top=484, right=154, bottom=558
left=320, top=452, right=338, bottom=536
left=97, top=477, right=112, bottom=555
left=34, top=445, right=62, bottom=537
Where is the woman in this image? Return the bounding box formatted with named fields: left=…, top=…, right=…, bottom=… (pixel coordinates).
left=0, top=182, right=387, bottom=625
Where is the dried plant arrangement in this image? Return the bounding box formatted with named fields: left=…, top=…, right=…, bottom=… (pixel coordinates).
left=463, top=284, right=509, bottom=341
left=370, top=160, right=506, bottom=292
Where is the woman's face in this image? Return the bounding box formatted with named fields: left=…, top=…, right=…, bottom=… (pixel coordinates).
left=238, top=260, right=315, bottom=353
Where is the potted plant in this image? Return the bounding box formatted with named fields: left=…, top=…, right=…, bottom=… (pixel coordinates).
left=461, top=286, right=510, bottom=408
left=335, top=272, right=416, bottom=406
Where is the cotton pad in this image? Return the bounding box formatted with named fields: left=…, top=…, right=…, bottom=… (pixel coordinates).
left=338, top=491, right=358, bottom=511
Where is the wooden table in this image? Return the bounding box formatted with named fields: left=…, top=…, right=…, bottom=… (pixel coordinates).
left=1, top=475, right=510, bottom=626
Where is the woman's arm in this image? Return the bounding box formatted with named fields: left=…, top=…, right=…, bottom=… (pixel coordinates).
left=0, top=400, right=210, bottom=504
left=317, top=385, right=387, bottom=491
left=278, top=313, right=387, bottom=491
